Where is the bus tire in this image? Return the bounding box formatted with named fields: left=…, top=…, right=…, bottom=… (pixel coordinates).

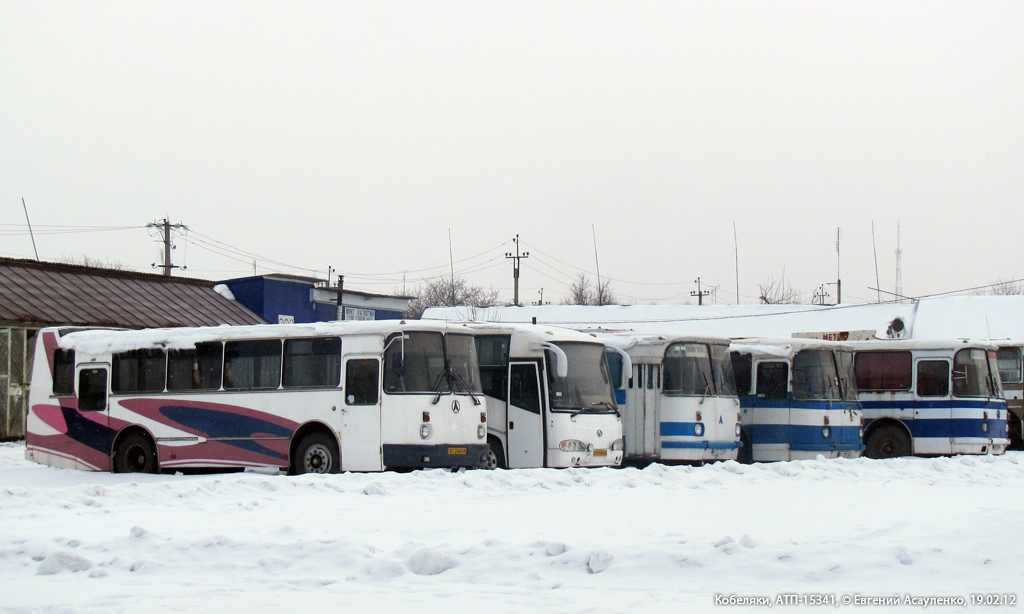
left=113, top=432, right=159, bottom=474
left=736, top=432, right=753, bottom=464
left=483, top=438, right=506, bottom=470
left=294, top=432, right=340, bottom=475
left=865, top=424, right=911, bottom=459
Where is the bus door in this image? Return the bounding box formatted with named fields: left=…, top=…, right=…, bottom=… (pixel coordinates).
left=625, top=363, right=659, bottom=457
left=753, top=361, right=789, bottom=459
left=507, top=361, right=544, bottom=468
left=75, top=364, right=113, bottom=459
left=915, top=358, right=951, bottom=455
left=341, top=357, right=383, bottom=471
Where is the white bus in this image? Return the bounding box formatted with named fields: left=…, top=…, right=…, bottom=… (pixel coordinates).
left=461, top=323, right=625, bottom=469
left=729, top=338, right=864, bottom=462
left=25, top=321, right=490, bottom=474
left=992, top=343, right=1024, bottom=450
left=596, top=333, right=742, bottom=464
left=851, top=339, right=1009, bottom=458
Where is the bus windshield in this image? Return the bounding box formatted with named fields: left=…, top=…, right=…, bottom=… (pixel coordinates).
left=792, top=350, right=842, bottom=401
left=547, top=342, right=616, bottom=412
left=664, top=342, right=714, bottom=396
left=711, top=344, right=738, bottom=397
left=835, top=350, right=859, bottom=401
left=384, top=331, right=448, bottom=394
left=953, top=348, right=998, bottom=398
left=445, top=333, right=483, bottom=395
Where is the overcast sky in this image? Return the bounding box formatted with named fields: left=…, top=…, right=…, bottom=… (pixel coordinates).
left=3, top=2, right=1022, bottom=306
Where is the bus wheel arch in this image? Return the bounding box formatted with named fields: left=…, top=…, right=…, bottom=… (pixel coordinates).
left=864, top=420, right=913, bottom=459
left=112, top=427, right=160, bottom=474
left=483, top=436, right=506, bottom=470
left=290, top=423, right=341, bottom=475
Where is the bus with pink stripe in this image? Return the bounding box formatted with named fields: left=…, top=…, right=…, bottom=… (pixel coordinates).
left=26, top=321, right=489, bottom=474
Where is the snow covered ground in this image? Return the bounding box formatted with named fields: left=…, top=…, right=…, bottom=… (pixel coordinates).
left=2, top=443, right=1022, bottom=614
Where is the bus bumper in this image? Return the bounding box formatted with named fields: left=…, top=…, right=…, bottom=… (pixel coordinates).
left=383, top=444, right=490, bottom=469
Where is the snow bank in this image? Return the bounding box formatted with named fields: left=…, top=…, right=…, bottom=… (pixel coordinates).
left=2, top=443, right=1022, bottom=612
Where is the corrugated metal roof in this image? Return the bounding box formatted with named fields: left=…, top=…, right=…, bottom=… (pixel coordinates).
left=0, top=257, right=266, bottom=328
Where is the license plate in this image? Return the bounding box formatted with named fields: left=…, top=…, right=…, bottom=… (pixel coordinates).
left=593, top=449, right=608, bottom=457
left=447, top=447, right=467, bottom=455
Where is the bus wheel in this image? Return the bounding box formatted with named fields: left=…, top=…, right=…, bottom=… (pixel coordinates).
left=865, top=425, right=911, bottom=459
left=482, top=439, right=506, bottom=470
left=294, top=432, right=340, bottom=475
left=114, top=433, right=159, bottom=473
left=736, top=433, right=753, bottom=464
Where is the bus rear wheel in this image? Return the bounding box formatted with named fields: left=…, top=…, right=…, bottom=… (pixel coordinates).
left=294, top=432, right=340, bottom=475
left=114, top=433, right=159, bottom=473
left=865, top=424, right=911, bottom=459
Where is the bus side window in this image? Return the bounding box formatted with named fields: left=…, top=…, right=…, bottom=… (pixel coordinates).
left=731, top=352, right=752, bottom=397
left=53, top=349, right=76, bottom=396
left=756, top=361, right=788, bottom=400
left=78, top=368, right=108, bottom=412
left=345, top=359, right=380, bottom=405
left=917, top=360, right=949, bottom=397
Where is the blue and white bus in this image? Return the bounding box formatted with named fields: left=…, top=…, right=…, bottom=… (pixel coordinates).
left=850, top=339, right=1009, bottom=458
left=729, top=338, right=864, bottom=462
left=597, top=333, right=742, bottom=464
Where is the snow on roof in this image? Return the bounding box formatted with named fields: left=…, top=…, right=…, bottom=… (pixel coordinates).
left=910, top=296, right=1024, bottom=342
left=55, top=319, right=476, bottom=355
left=424, top=303, right=916, bottom=340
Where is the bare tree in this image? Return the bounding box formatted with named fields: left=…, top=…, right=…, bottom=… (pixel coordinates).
left=60, top=255, right=132, bottom=271
left=758, top=276, right=800, bottom=304
left=561, top=273, right=615, bottom=306
left=593, top=277, right=615, bottom=306
left=988, top=278, right=1024, bottom=295
left=562, top=273, right=592, bottom=305
left=404, top=276, right=500, bottom=319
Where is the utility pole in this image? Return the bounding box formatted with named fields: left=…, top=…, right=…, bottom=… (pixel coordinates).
left=336, top=275, right=345, bottom=320
left=148, top=218, right=187, bottom=277
left=691, top=277, right=710, bottom=306
left=505, top=234, right=529, bottom=306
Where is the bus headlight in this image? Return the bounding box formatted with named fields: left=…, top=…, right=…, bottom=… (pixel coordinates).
left=982, top=422, right=989, bottom=433
left=477, top=425, right=486, bottom=439
left=420, top=424, right=432, bottom=439
left=559, top=439, right=587, bottom=452
left=859, top=427, right=864, bottom=439
left=611, top=438, right=624, bottom=451
left=735, top=423, right=742, bottom=437
left=822, top=427, right=831, bottom=439
left=694, top=423, right=704, bottom=437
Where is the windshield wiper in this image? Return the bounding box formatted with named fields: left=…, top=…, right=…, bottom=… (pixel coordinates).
left=700, top=372, right=713, bottom=404
left=429, top=369, right=447, bottom=405
left=449, top=367, right=481, bottom=405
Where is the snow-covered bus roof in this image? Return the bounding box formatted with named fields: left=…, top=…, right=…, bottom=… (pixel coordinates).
left=729, top=337, right=850, bottom=359
left=423, top=303, right=915, bottom=340
left=590, top=332, right=732, bottom=361
left=455, top=321, right=605, bottom=344
left=53, top=320, right=477, bottom=355
left=845, top=338, right=1000, bottom=352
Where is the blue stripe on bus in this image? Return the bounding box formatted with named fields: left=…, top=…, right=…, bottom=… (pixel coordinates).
left=661, top=441, right=742, bottom=449
left=747, top=424, right=864, bottom=450
left=738, top=398, right=861, bottom=411
left=863, top=417, right=1009, bottom=439
left=660, top=422, right=701, bottom=437
left=860, top=399, right=1008, bottom=410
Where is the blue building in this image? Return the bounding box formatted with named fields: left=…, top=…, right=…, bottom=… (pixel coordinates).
left=219, top=274, right=412, bottom=324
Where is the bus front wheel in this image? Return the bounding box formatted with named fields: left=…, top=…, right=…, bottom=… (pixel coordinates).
left=294, top=432, right=340, bottom=475
left=114, top=433, right=159, bottom=473
left=482, top=439, right=506, bottom=470
left=865, top=424, right=911, bottom=459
